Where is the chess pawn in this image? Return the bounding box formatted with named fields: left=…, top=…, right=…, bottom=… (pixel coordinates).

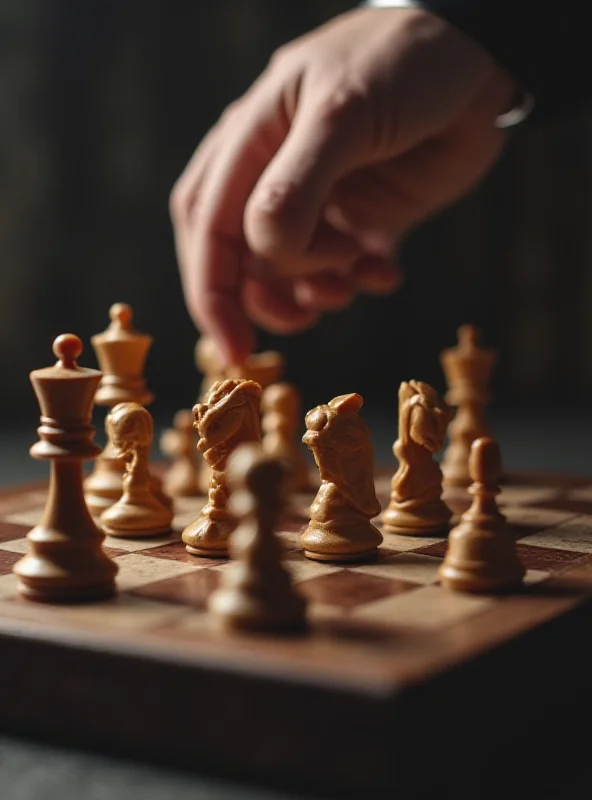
left=13, top=334, right=118, bottom=602
left=208, top=443, right=307, bottom=632
left=439, top=437, right=525, bottom=593
left=160, top=409, right=200, bottom=497
left=100, top=403, right=173, bottom=537
left=261, top=383, right=312, bottom=492
left=84, top=303, right=170, bottom=514
left=301, top=393, right=382, bottom=562
left=182, top=379, right=262, bottom=557
left=440, top=325, right=498, bottom=488
left=382, top=381, right=454, bottom=535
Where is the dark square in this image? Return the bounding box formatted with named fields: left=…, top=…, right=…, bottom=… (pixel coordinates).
left=130, top=568, right=221, bottom=608
left=147, top=541, right=227, bottom=566
left=414, top=541, right=448, bottom=558
left=299, top=569, right=417, bottom=609
left=0, top=522, right=30, bottom=543
left=0, top=550, right=22, bottom=574
left=516, top=543, right=587, bottom=572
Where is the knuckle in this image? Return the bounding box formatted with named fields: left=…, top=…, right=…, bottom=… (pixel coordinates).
left=313, top=79, right=371, bottom=127
left=219, top=99, right=241, bottom=126
left=268, top=43, right=292, bottom=70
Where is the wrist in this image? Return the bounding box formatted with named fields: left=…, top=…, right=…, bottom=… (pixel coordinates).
left=361, top=0, right=534, bottom=128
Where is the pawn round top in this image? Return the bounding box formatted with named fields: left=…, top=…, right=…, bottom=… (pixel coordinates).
left=457, top=324, right=480, bottom=348
left=53, top=333, right=83, bottom=369
left=110, top=303, right=133, bottom=328
left=469, top=437, right=501, bottom=486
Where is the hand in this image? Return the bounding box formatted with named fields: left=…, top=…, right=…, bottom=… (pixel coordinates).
left=170, top=7, right=517, bottom=366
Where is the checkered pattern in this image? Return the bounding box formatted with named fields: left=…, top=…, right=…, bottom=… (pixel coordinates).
left=1, top=473, right=592, bottom=639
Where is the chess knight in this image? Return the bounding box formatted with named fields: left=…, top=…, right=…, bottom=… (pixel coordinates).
left=382, top=380, right=453, bottom=535
left=301, top=393, right=383, bottom=561
left=182, top=378, right=262, bottom=557
left=100, top=402, right=173, bottom=537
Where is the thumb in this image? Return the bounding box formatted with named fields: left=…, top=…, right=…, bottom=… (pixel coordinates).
left=244, top=88, right=370, bottom=274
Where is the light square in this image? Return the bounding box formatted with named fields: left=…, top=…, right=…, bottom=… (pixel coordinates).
left=497, top=486, right=561, bottom=506
left=521, top=516, right=592, bottom=553
left=378, top=531, right=448, bottom=552
left=0, top=538, right=29, bottom=554
left=4, top=508, right=46, bottom=527
left=113, top=553, right=203, bottom=591
left=503, top=505, right=576, bottom=529
left=103, top=532, right=181, bottom=552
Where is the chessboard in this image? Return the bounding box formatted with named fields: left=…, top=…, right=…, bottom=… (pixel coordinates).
left=1, top=467, right=592, bottom=796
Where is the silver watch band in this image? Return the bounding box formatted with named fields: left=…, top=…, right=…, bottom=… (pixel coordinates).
left=362, top=0, right=534, bottom=127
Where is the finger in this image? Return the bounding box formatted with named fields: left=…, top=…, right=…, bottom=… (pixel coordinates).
left=182, top=83, right=291, bottom=365
left=351, top=254, right=404, bottom=294
left=293, top=271, right=354, bottom=311
left=244, top=85, right=370, bottom=273
left=242, top=273, right=319, bottom=334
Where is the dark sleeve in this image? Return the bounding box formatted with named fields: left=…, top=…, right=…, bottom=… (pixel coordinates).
left=414, top=0, right=590, bottom=124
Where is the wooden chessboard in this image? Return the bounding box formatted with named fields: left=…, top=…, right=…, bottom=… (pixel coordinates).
left=1, top=468, right=592, bottom=795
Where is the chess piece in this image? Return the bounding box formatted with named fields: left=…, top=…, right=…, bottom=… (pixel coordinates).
left=301, top=393, right=382, bottom=562
left=182, top=378, right=262, bottom=557
left=84, top=303, right=171, bottom=515
left=100, top=403, right=173, bottom=537
left=440, top=325, right=498, bottom=487
left=261, top=383, right=312, bottom=492
left=194, top=336, right=285, bottom=493
left=439, top=437, right=525, bottom=593
left=13, top=334, right=118, bottom=602
left=160, top=409, right=200, bottom=497
left=208, top=442, right=307, bottom=632
left=382, top=381, right=453, bottom=535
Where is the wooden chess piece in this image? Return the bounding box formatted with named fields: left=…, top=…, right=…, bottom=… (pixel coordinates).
left=301, top=393, right=382, bottom=562
left=440, top=325, right=498, bottom=488
left=194, top=336, right=285, bottom=494
left=182, top=378, right=262, bottom=557
left=160, top=409, right=200, bottom=497
left=13, top=334, right=118, bottom=602
left=382, top=381, right=453, bottom=535
left=84, top=303, right=171, bottom=514
left=439, top=437, right=525, bottom=593
left=208, top=442, right=307, bottom=632
left=100, top=403, right=173, bottom=537
left=261, top=382, right=312, bottom=492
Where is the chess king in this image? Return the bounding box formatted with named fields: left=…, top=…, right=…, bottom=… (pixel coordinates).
left=182, top=378, right=262, bottom=557
left=13, top=334, right=118, bottom=602
left=301, top=393, right=382, bottom=561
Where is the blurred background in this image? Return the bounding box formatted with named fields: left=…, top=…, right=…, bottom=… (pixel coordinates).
left=1, top=0, right=592, bottom=472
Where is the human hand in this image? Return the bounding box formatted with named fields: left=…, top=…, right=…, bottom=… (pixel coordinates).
left=170, top=6, right=517, bottom=366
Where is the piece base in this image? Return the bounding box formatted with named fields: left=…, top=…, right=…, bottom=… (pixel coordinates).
left=186, top=545, right=229, bottom=558
left=303, top=547, right=379, bottom=563
left=439, top=564, right=526, bottom=594
left=17, top=579, right=117, bottom=604
left=382, top=522, right=450, bottom=536
left=101, top=525, right=172, bottom=539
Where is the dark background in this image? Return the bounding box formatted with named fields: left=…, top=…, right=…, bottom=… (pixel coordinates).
left=1, top=0, right=591, bottom=429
